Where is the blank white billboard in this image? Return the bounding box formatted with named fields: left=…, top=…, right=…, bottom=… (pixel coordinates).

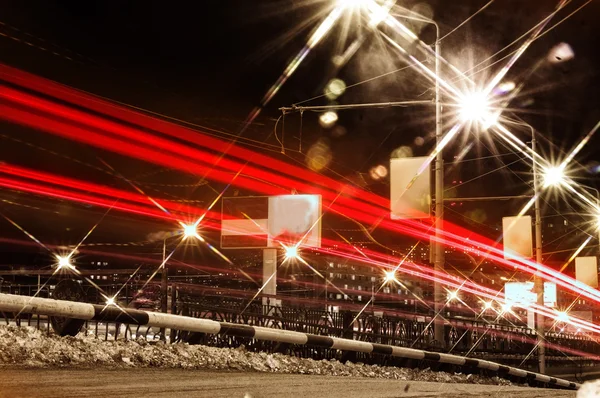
left=390, top=157, right=431, bottom=219
left=505, top=282, right=536, bottom=308
left=221, top=195, right=321, bottom=249
left=575, top=256, right=598, bottom=288
left=505, top=281, right=556, bottom=308
left=543, top=282, right=557, bottom=308
left=502, top=216, right=533, bottom=260
left=268, top=194, right=322, bottom=248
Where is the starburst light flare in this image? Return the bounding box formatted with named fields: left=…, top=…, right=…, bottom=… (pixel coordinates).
left=542, top=165, right=566, bottom=188
left=284, top=245, right=299, bottom=261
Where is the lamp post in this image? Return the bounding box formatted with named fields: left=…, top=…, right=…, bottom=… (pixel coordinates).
left=531, top=131, right=545, bottom=373
left=391, top=11, right=444, bottom=349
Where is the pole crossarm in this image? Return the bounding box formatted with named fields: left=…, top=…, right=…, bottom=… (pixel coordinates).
left=444, top=195, right=533, bottom=202
left=279, top=100, right=433, bottom=114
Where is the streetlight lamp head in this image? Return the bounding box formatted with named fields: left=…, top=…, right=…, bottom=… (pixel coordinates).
left=556, top=310, right=569, bottom=323
left=56, top=255, right=73, bottom=270
left=383, top=270, right=397, bottom=284
left=459, top=92, right=492, bottom=123
left=542, top=166, right=565, bottom=188
left=284, top=245, right=299, bottom=260
left=182, top=223, right=198, bottom=240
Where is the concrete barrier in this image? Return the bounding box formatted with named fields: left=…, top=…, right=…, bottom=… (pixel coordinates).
left=0, top=293, right=579, bottom=390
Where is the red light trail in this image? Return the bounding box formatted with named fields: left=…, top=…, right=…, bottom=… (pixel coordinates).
left=2, top=68, right=600, bottom=340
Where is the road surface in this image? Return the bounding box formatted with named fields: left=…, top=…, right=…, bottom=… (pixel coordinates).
left=0, top=369, right=576, bottom=398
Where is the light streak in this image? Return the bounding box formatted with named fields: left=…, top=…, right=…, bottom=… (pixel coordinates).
left=559, top=235, right=593, bottom=273
left=245, top=3, right=347, bottom=126
left=559, top=121, right=600, bottom=171
left=482, top=0, right=569, bottom=97
left=6, top=69, right=600, bottom=327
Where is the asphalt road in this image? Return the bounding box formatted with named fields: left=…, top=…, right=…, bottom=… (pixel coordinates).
left=0, top=369, right=577, bottom=398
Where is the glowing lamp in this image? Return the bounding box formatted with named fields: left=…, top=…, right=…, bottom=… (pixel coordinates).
left=448, top=291, right=458, bottom=301
left=56, top=255, right=74, bottom=270
left=459, top=93, right=489, bottom=121
left=284, top=245, right=299, bottom=260
left=182, top=223, right=199, bottom=240
left=483, top=301, right=493, bottom=310
left=556, top=311, right=569, bottom=323
left=542, top=166, right=565, bottom=188
left=383, top=270, right=397, bottom=283
left=105, top=296, right=116, bottom=307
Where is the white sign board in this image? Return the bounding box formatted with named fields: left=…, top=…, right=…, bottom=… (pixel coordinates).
left=221, top=195, right=322, bottom=249
left=575, top=256, right=598, bottom=288
left=502, top=216, right=533, bottom=260
left=505, top=281, right=556, bottom=308
left=505, top=281, right=536, bottom=307
left=268, top=194, right=322, bottom=248
left=390, top=157, right=431, bottom=219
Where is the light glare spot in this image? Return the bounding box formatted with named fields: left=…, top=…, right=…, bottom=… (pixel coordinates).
left=459, top=92, right=493, bottom=124
left=284, top=245, right=299, bottom=260
left=542, top=166, right=566, bottom=188
left=319, top=111, right=338, bottom=128
left=324, top=79, right=346, bottom=100
left=383, top=270, right=397, bottom=283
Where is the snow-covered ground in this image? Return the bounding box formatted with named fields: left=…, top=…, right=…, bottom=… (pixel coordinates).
left=0, top=324, right=516, bottom=385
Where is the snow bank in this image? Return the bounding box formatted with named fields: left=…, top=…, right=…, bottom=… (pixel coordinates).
left=0, top=325, right=512, bottom=385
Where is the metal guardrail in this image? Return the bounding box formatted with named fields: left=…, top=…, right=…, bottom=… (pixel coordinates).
left=0, top=293, right=580, bottom=390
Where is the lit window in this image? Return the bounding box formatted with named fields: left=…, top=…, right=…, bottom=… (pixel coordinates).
left=336, top=294, right=342, bottom=299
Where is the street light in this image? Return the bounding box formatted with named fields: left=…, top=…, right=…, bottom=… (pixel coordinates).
left=393, top=10, right=445, bottom=350
left=284, top=245, right=300, bottom=261
left=542, top=165, right=566, bottom=188
left=181, top=222, right=200, bottom=240
left=383, top=269, right=397, bottom=284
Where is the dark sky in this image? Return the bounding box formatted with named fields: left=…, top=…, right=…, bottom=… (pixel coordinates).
left=1, top=0, right=599, bottom=258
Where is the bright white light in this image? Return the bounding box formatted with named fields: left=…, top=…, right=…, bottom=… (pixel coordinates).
left=447, top=291, right=459, bottom=301
left=542, top=166, right=566, bottom=188
left=383, top=270, right=397, bottom=284
left=483, top=301, right=493, bottom=310
left=56, top=255, right=74, bottom=270
left=556, top=310, right=569, bottom=322
left=284, top=245, right=299, bottom=260
left=182, top=223, right=199, bottom=240
left=458, top=92, right=496, bottom=127
left=105, top=296, right=116, bottom=307
left=338, top=0, right=365, bottom=8
left=596, top=213, right=600, bottom=230
left=319, top=111, right=338, bottom=128
left=500, top=302, right=512, bottom=314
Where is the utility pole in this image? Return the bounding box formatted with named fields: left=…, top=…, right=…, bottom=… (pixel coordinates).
left=433, top=28, right=445, bottom=349
left=161, top=238, right=168, bottom=341
left=532, top=131, right=545, bottom=373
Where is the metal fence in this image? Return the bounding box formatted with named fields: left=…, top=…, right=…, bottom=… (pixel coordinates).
left=1, top=281, right=597, bottom=371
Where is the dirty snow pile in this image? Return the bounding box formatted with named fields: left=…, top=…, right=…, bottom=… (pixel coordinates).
left=0, top=325, right=512, bottom=385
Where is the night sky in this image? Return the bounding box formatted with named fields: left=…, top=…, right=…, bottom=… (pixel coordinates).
left=1, top=0, right=599, bottom=261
